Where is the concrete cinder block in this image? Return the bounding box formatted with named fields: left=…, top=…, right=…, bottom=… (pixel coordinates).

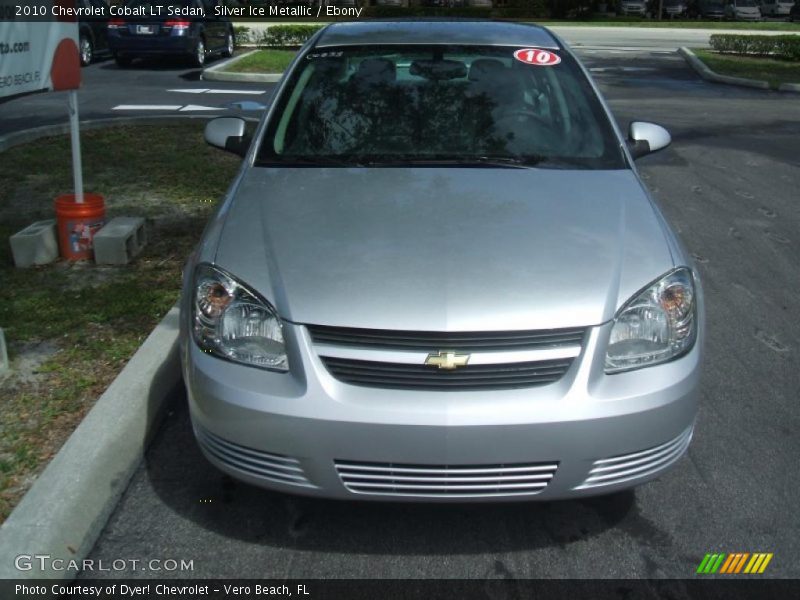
left=9, top=220, right=58, bottom=268
left=93, top=217, right=147, bottom=265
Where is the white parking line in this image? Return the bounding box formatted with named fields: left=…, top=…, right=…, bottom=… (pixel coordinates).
left=178, top=105, right=223, bottom=112
left=112, top=104, right=223, bottom=112
left=113, top=105, right=183, bottom=111
left=167, top=88, right=266, bottom=95
left=167, top=89, right=209, bottom=94
left=206, top=89, right=266, bottom=95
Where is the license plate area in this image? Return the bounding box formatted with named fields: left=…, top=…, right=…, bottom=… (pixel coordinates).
left=136, top=25, right=155, bottom=35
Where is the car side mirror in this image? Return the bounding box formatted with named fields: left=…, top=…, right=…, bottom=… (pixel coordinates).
left=627, top=121, right=671, bottom=159
left=204, top=117, right=249, bottom=156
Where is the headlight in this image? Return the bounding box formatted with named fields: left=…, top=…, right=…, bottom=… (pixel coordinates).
left=605, top=267, right=696, bottom=373
left=192, top=264, right=288, bottom=372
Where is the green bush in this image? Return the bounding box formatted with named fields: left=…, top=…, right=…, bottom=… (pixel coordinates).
left=775, top=36, right=800, bottom=61
left=709, top=34, right=800, bottom=61
left=233, top=25, right=251, bottom=47
left=257, top=24, right=325, bottom=48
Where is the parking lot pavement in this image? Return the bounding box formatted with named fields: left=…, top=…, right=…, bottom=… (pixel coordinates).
left=78, top=50, right=800, bottom=579
left=0, top=56, right=274, bottom=138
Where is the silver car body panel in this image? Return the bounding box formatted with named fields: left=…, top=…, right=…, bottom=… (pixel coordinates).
left=213, top=168, right=674, bottom=332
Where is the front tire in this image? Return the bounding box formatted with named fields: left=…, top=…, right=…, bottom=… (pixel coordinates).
left=192, top=37, right=206, bottom=68
left=223, top=31, right=234, bottom=58
left=79, top=35, right=93, bottom=66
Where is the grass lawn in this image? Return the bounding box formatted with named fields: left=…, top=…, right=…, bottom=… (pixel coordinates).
left=225, top=49, right=297, bottom=74
left=693, top=48, right=800, bottom=88
left=0, top=122, right=240, bottom=523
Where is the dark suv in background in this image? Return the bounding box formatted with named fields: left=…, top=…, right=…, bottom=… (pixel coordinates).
left=107, top=0, right=235, bottom=68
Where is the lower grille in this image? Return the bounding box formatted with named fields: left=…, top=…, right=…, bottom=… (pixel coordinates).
left=321, top=357, right=573, bottom=391
left=195, top=425, right=313, bottom=488
left=576, top=425, right=694, bottom=489
left=335, top=460, right=559, bottom=498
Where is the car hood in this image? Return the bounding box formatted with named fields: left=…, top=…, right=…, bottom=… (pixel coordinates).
left=214, top=167, right=674, bottom=331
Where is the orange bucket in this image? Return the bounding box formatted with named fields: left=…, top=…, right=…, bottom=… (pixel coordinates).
left=54, top=193, right=106, bottom=261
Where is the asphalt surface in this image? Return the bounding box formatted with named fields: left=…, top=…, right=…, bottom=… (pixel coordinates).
left=0, top=54, right=272, bottom=138
left=4, top=30, right=797, bottom=580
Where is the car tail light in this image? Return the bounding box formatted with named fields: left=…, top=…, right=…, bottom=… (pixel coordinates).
left=165, top=20, right=191, bottom=30
left=108, top=19, right=125, bottom=30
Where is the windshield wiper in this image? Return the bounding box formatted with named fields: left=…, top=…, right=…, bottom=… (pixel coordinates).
left=255, top=156, right=367, bottom=168
left=472, top=156, right=545, bottom=169
left=356, top=156, right=546, bottom=169
left=255, top=155, right=585, bottom=169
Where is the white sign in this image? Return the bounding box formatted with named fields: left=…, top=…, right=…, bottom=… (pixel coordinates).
left=0, top=0, right=80, bottom=99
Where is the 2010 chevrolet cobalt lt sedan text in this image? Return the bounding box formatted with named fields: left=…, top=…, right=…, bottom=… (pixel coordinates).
left=180, top=20, right=704, bottom=501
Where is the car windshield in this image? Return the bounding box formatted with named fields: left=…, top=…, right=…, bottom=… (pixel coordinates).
left=737, top=0, right=757, bottom=5
left=256, top=45, right=626, bottom=169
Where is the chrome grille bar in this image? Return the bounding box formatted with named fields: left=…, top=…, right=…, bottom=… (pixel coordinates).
left=576, top=425, right=694, bottom=489
left=196, top=425, right=314, bottom=488
left=335, top=460, right=558, bottom=497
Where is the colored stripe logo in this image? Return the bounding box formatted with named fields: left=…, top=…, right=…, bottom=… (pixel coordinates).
left=697, top=553, right=773, bottom=574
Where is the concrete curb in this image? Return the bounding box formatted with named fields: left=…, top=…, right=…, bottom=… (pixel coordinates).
left=202, top=49, right=283, bottom=83
left=0, top=306, right=181, bottom=579
left=0, top=115, right=218, bottom=153
left=678, top=46, right=779, bottom=91
left=679, top=47, right=800, bottom=94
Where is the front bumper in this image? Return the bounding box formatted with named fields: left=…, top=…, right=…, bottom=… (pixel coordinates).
left=181, top=317, right=702, bottom=502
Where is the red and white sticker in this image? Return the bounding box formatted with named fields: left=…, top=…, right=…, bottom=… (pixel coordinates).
left=513, top=48, right=561, bottom=67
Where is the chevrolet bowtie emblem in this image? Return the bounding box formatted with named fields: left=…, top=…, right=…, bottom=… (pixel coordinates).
left=425, top=351, right=470, bottom=370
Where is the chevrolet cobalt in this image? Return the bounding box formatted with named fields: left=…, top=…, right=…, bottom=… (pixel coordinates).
left=180, top=21, right=704, bottom=501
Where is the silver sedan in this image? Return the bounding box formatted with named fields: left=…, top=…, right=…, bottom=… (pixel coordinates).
left=180, top=20, right=704, bottom=501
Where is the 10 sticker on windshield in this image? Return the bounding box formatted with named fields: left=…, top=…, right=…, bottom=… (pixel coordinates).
left=513, top=48, right=561, bottom=67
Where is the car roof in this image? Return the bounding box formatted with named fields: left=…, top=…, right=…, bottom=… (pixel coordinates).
left=314, top=20, right=561, bottom=50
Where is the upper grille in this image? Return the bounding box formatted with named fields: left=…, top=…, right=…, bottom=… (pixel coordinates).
left=307, top=324, right=586, bottom=352
left=335, top=460, right=559, bottom=498
left=321, top=357, right=573, bottom=391
left=575, top=425, right=694, bottom=489
left=195, top=425, right=314, bottom=488
left=308, top=324, right=584, bottom=391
